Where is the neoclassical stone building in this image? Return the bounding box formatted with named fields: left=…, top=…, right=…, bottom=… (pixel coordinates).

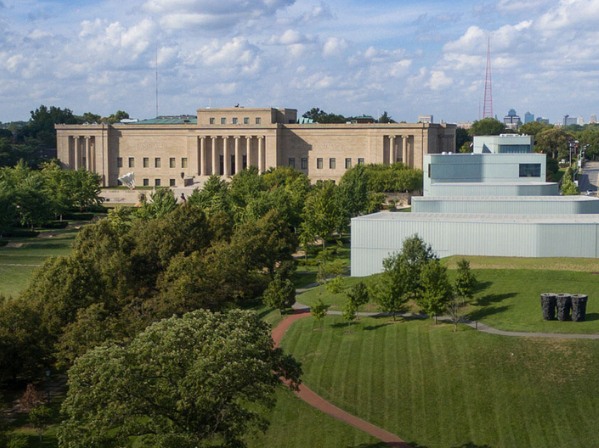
left=55, top=107, right=456, bottom=187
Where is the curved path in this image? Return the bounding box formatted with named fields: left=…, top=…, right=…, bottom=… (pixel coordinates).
left=272, top=310, right=411, bottom=448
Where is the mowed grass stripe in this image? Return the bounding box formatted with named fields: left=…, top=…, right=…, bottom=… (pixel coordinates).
left=281, top=316, right=599, bottom=448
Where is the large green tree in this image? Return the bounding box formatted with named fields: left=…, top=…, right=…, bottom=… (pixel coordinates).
left=418, top=260, right=453, bottom=323
left=535, top=128, right=574, bottom=160
left=302, top=181, right=341, bottom=248
left=469, top=118, right=505, bottom=136
left=58, top=309, right=302, bottom=448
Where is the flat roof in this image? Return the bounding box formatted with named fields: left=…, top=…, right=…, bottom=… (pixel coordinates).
left=414, top=196, right=598, bottom=202
left=353, top=212, right=599, bottom=224
left=429, top=182, right=557, bottom=186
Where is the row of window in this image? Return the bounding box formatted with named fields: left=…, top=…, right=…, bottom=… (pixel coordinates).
left=139, top=179, right=179, bottom=187
left=209, top=117, right=262, bottom=125
left=117, top=157, right=188, bottom=169
left=289, top=157, right=365, bottom=170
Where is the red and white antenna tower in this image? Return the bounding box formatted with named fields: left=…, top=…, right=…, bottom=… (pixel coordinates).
left=482, top=36, right=493, bottom=119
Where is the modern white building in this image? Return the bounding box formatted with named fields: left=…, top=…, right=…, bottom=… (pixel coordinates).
left=351, top=213, right=599, bottom=276
left=350, top=134, right=599, bottom=276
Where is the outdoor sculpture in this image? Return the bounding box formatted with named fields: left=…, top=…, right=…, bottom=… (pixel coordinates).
left=118, top=172, right=135, bottom=189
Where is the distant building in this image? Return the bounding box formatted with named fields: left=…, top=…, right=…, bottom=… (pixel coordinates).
left=473, top=134, right=534, bottom=154
left=418, top=115, right=433, bottom=124
left=524, top=112, right=534, bottom=124
left=577, top=116, right=585, bottom=126
left=536, top=117, right=550, bottom=125
left=503, top=109, right=521, bottom=130
left=563, top=115, right=578, bottom=126
left=456, top=122, right=472, bottom=129
left=353, top=115, right=375, bottom=124
left=591, top=115, right=597, bottom=124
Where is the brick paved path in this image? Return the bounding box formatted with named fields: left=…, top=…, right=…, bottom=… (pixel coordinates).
left=272, top=310, right=411, bottom=448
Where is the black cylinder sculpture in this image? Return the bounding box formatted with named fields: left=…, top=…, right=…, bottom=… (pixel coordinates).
left=556, top=294, right=572, bottom=321
left=571, top=294, right=588, bottom=322
left=541, top=293, right=557, bottom=320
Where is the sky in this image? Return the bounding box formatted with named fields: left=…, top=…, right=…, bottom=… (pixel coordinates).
left=1, top=0, right=598, bottom=124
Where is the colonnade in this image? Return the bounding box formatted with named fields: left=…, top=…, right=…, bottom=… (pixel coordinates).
left=388, top=135, right=412, bottom=166
left=70, top=136, right=96, bottom=171
left=197, top=135, right=266, bottom=177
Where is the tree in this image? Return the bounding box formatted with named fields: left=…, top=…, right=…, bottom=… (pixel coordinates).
left=454, top=258, right=477, bottom=305
left=302, top=181, right=341, bottom=248
left=325, top=275, right=345, bottom=295
left=106, top=110, right=130, bottom=124
left=29, top=405, right=51, bottom=444
left=561, top=167, right=579, bottom=195
left=447, top=294, right=465, bottom=332
left=375, top=253, right=409, bottom=320
left=79, top=112, right=101, bottom=124
left=16, top=105, right=80, bottom=148
left=68, top=168, right=104, bottom=211
left=58, top=309, right=302, bottom=448
left=419, top=260, right=453, bottom=323
left=342, top=300, right=357, bottom=333
left=455, top=128, right=472, bottom=149
left=310, top=298, right=329, bottom=329
left=138, top=187, right=177, bottom=219
left=347, top=282, right=369, bottom=310
left=401, top=234, right=438, bottom=301
left=302, top=108, right=347, bottom=124
left=262, top=276, right=296, bottom=315
left=535, top=128, right=574, bottom=160
left=519, top=121, right=551, bottom=137
left=469, top=118, right=505, bottom=136
left=378, top=111, right=396, bottom=123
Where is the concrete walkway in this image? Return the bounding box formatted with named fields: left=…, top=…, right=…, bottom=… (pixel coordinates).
left=272, top=310, right=411, bottom=448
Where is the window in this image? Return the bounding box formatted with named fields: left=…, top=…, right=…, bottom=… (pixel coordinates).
left=345, top=158, right=352, bottom=169
left=519, top=163, right=541, bottom=177
left=244, top=117, right=249, bottom=124
left=170, top=158, right=176, bottom=168
left=170, top=179, right=176, bottom=187
left=221, top=118, right=226, bottom=124
left=301, top=158, right=308, bottom=169
left=256, top=117, right=261, bottom=125
left=358, top=158, right=364, bottom=165
left=289, top=158, right=295, bottom=168
left=143, top=178, right=149, bottom=186
left=155, top=158, right=161, bottom=168
left=129, top=157, right=134, bottom=168
left=428, top=164, right=431, bottom=178
left=181, top=158, right=188, bottom=168
left=329, top=158, right=336, bottom=169
left=232, top=118, right=238, bottom=124
left=117, top=157, right=123, bottom=168
left=210, top=118, right=215, bottom=125
left=155, top=178, right=161, bottom=187
left=317, top=158, right=323, bottom=169
left=143, top=157, right=149, bottom=168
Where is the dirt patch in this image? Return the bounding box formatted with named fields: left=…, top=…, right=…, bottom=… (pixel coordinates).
left=3, top=242, right=23, bottom=248
left=38, top=233, right=54, bottom=238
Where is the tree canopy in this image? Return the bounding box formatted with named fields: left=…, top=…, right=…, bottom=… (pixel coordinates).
left=469, top=118, right=506, bottom=136
left=58, top=309, right=302, bottom=448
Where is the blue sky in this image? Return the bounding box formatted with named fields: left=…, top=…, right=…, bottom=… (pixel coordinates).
left=1, top=0, right=598, bottom=124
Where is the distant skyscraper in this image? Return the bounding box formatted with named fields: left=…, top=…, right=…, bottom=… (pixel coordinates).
left=536, top=117, right=550, bottom=124
left=566, top=117, right=578, bottom=126
left=503, top=109, right=521, bottom=130
left=524, top=112, right=534, bottom=124
left=563, top=115, right=569, bottom=126
left=577, top=116, right=584, bottom=126
left=591, top=115, right=597, bottom=124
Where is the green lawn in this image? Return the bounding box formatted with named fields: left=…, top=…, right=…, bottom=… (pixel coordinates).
left=282, top=315, right=599, bottom=448
left=298, top=267, right=599, bottom=334
left=442, top=255, right=599, bottom=272
left=246, top=387, right=385, bottom=448
left=0, top=227, right=81, bottom=297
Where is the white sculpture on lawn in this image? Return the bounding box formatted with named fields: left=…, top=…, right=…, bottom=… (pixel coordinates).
left=118, top=172, right=135, bottom=189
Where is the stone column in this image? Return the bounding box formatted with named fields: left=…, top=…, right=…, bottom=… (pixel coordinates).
left=200, top=137, right=207, bottom=175
left=258, top=136, right=264, bottom=174
left=234, top=136, right=242, bottom=174
left=246, top=136, right=251, bottom=169
left=74, top=137, right=80, bottom=169
left=389, top=136, right=396, bottom=164
left=223, top=136, right=230, bottom=177
left=85, top=137, right=91, bottom=170
left=211, top=136, right=218, bottom=175
left=402, top=136, right=408, bottom=166
left=90, top=138, right=96, bottom=172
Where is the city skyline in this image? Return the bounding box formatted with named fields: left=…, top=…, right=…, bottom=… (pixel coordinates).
left=1, top=0, right=599, bottom=124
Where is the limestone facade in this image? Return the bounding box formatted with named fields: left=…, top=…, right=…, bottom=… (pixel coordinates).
left=55, top=107, right=456, bottom=187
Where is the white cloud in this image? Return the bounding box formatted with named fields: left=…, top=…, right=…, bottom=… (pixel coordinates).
left=427, top=70, right=453, bottom=90
left=322, top=37, right=347, bottom=57
left=199, top=38, right=261, bottom=73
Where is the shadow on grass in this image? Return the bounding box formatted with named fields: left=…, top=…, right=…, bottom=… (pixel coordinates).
left=468, top=305, right=511, bottom=321
left=408, top=443, right=493, bottom=448
left=582, top=312, right=599, bottom=322
left=473, top=280, right=493, bottom=294
left=348, top=443, right=389, bottom=448
left=474, top=292, right=517, bottom=307
left=363, top=323, right=389, bottom=331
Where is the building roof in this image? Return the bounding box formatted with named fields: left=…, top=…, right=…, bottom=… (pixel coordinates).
left=413, top=196, right=598, bottom=202
left=352, top=211, right=599, bottom=224
left=125, top=117, right=197, bottom=125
